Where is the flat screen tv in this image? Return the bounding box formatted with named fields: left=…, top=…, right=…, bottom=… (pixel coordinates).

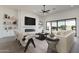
left=25, top=16, right=36, bottom=25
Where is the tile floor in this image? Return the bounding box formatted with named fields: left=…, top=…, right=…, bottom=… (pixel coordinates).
left=0, top=36, right=79, bottom=53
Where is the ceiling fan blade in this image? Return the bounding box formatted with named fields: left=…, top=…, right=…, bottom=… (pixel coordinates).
left=40, top=5, right=51, bottom=14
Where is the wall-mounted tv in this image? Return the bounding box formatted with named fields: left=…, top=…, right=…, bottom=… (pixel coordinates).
left=25, top=16, right=36, bottom=25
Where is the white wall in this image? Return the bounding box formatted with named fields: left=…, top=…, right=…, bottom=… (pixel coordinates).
left=0, top=6, right=43, bottom=38
left=44, top=8, right=79, bottom=37
left=0, top=6, right=17, bottom=38
left=17, top=9, right=42, bottom=33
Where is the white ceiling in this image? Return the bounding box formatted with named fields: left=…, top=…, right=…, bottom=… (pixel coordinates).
left=1, top=5, right=79, bottom=16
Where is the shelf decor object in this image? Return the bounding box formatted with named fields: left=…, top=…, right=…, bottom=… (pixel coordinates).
left=4, top=14, right=8, bottom=18
left=3, top=14, right=17, bottom=31
left=13, top=20, right=17, bottom=25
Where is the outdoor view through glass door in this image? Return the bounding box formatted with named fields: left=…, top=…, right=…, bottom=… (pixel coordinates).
left=66, top=20, right=76, bottom=30
left=46, top=18, right=76, bottom=36
left=58, top=20, right=66, bottom=30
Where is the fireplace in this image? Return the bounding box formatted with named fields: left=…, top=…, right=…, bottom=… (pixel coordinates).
left=25, top=29, right=35, bottom=32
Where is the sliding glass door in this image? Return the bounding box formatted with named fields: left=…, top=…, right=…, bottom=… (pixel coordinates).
left=46, top=18, right=77, bottom=36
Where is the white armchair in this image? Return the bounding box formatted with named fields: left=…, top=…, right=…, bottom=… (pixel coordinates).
left=14, top=30, right=24, bottom=46
left=14, top=30, right=32, bottom=46
left=14, top=31, right=36, bottom=52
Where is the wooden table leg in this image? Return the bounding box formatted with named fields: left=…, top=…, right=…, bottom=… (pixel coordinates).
left=24, top=38, right=36, bottom=52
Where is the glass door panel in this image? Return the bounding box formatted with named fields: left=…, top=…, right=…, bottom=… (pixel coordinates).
left=66, top=20, right=76, bottom=30
left=51, top=21, right=57, bottom=31
left=66, top=19, right=76, bottom=36
left=46, top=22, right=51, bottom=30
left=58, top=20, right=66, bottom=31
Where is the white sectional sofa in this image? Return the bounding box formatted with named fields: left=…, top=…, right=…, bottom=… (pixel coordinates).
left=52, top=30, right=75, bottom=53
left=14, top=29, right=74, bottom=53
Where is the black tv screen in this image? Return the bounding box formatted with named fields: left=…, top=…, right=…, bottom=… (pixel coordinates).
left=25, top=16, right=36, bottom=25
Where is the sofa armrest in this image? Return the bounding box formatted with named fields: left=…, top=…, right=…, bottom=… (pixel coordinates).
left=56, top=31, right=74, bottom=53
left=56, top=36, right=67, bottom=53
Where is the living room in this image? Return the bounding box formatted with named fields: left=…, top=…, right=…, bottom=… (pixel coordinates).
left=0, top=5, right=79, bottom=53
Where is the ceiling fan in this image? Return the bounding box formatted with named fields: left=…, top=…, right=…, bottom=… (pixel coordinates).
left=40, top=5, right=51, bottom=14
